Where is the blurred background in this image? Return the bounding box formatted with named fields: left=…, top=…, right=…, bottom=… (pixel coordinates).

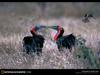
left=0, top=2, right=100, bottom=18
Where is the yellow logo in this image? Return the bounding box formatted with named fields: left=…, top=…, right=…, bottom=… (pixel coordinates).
left=1, top=70, right=4, bottom=74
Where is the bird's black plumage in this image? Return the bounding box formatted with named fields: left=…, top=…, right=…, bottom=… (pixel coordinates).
left=56, top=33, right=76, bottom=52
left=23, top=35, right=45, bottom=56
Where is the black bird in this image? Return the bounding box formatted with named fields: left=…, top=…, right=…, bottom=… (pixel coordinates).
left=82, top=13, right=95, bottom=23
left=23, top=35, right=45, bottom=56
left=56, top=33, right=76, bottom=52
left=23, top=25, right=46, bottom=56
left=48, top=25, right=76, bottom=52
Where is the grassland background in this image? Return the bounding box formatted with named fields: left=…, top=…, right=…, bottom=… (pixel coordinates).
left=0, top=2, right=100, bottom=69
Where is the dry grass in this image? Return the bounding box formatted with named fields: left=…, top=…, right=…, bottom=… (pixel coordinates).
left=0, top=33, right=84, bottom=69
left=0, top=16, right=100, bottom=69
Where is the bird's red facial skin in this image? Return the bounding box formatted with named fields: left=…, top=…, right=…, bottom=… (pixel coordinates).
left=31, top=27, right=36, bottom=33
left=54, top=26, right=62, bottom=41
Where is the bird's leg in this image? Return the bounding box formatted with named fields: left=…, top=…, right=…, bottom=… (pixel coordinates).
left=58, top=46, right=63, bottom=53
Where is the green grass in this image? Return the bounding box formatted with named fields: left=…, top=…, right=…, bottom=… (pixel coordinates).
left=74, top=36, right=100, bottom=69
